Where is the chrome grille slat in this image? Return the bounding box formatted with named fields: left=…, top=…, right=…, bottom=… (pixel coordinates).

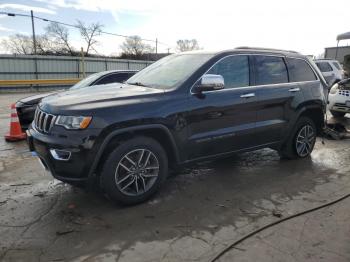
left=35, top=110, right=40, bottom=128
left=43, top=114, right=48, bottom=132
left=50, top=116, right=57, bottom=130
left=34, top=109, right=39, bottom=127
left=33, top=108, right=56, bottom=133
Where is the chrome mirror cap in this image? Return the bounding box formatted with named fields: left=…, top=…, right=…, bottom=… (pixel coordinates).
left=194, top=74, right=225, bottom=94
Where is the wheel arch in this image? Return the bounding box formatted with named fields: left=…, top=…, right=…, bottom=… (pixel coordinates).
left=296, top=105, right=325, bottom=135
left=88, top=124, right=180, bottom=178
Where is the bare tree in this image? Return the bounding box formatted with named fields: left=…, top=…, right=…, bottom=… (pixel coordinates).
left=1, top=34, right=34, bottom=54
left=45, top=22, right=75, bottom=55
left=1, top=33, right=67, bottom=55
left=76, top=20, right=103, bottom=56
left=120, top=35, right=154, bottom=58
left=176, top=39, right=200, bottom=52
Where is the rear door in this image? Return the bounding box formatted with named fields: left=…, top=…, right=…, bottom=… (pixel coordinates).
left=253, top=55, right=303, bottom=145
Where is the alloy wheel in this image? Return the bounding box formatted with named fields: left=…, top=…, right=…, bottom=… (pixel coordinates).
left=295, top=124, right=315, bottom=157
left=114, top=149, right=160, bottom=196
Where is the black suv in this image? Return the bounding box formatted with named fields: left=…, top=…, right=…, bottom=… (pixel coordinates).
left=27, top=48, right=327, bottom=205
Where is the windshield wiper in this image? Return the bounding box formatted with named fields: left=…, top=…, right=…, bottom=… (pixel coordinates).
left=127, top=82, right=149, bottom=87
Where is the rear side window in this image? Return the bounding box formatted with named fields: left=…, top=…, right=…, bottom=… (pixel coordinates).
left=316, top=62, right=333, bottom=72
left=254, top=56, right=288, bottom=85
left=96, top=73, right=130, bottom=85
left=332, top=62, right=341, bottom=70
left=207, top=55, right=249, bottom=88
left=287, top=58, right=317, bottom=82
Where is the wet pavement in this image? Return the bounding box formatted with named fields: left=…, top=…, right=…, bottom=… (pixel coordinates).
left=0, top=93, right=350, bottom=262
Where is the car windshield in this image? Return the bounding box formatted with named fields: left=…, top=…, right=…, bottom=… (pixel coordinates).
left=126, top=53, right=214, bottom=89
left=70, top=72, right=106, bottom=90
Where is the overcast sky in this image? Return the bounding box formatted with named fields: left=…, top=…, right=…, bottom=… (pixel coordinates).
left=0, top=0, right=349, bottom=56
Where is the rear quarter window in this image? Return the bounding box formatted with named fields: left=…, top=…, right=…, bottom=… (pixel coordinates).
left=287, top=58, right=317, bottom=82
left=316, top=62, right=333, bottom=72
left=332, top=62, right=341, bottom=70
left=96, top=73, right=130, bottom=85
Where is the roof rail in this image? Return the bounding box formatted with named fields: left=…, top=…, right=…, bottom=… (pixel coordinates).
left=235, top=46, right=300, bottom=54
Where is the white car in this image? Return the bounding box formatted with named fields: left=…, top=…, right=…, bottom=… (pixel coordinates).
left=315, top=59, right=345, bottom=86
left=328, top=78, right=350, bottom=117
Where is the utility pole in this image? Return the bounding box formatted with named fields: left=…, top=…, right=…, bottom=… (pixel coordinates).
left=30, top=10, right=37, bottom=55
left=155, top=38, right=158, bottom=55
left=80, top=47, right=86, bottom=78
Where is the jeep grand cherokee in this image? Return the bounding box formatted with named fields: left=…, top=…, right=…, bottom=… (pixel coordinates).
left=27, top=47, right=327, bottom=205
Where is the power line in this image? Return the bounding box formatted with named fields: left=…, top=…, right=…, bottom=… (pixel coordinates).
left=0, top=11, right=171, bottom=47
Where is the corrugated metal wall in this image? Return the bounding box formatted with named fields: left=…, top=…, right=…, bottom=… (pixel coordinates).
left=0, top=54, right=153, bottom=80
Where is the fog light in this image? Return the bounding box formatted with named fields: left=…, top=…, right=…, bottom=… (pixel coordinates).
left=50, top=149, right=71, bottom=161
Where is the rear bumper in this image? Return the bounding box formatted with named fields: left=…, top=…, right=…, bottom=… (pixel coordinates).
left=26, top=127, right=99, bottom=183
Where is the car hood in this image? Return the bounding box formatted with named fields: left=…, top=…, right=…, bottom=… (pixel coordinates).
left=18, top=91, right=60, bottom=105
left=40, top=83, right=164, bottom=113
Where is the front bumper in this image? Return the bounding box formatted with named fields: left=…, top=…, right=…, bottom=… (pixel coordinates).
left=328, top=91, right=350, bottom=113
left=27, top=126, right=100, bottom=183
left=16, top=101, right=37, bottom=131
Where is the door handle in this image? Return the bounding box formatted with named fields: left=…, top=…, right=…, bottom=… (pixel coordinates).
left=288, top=87, right=300, bottom=92
left=240, top=93, right=255, bottom=98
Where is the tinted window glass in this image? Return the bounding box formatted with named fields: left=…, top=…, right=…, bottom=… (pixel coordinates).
left=255, top=56, right=288, bottom=85
left=128, top=72, right=136, bottom=78
left=207, top=55, right=249, bottom=88
left=316, top=62, right=333, bottom=72
left=332, top=62, right=341, bottom=70
left=96, top=73, right=130, bottom=85
left=69, top=71, right=107, bottom=90
left=287, top=58, right=317, bottom=82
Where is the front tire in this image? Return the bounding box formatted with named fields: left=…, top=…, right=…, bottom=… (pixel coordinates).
left=279, top=117, right=316, bottom=159
left=330, top=110, right=346, bottom=118
left=100, top=136, right=168, bottom=205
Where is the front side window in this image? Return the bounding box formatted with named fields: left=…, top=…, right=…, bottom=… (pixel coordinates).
left=316, top=62, right=333, bottom=72
left=207, top=55, right=249, bottom=88
left=287, top=58, right=317, bottom=82
left=254, top=56, right=288, bottom=85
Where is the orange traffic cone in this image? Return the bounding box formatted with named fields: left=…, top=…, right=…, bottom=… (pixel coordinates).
left=4, top=103, right=26, bottom=142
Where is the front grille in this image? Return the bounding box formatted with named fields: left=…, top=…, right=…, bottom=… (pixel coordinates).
left=34, top=108, right=56, bottom=133
left=338, top=90, right=350, bottom=97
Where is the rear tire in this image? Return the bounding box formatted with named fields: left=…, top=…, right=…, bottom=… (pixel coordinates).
left=100, top=136, right=168, bottom=205
left=330, top=110, right=346, bottom=118
left=279, top=117, right=316, bottom=159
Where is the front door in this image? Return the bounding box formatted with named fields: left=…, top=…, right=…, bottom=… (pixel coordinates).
left=185, top=55, right=259, bottom=160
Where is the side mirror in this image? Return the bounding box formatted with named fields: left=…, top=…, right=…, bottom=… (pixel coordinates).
left=194, top=74, right=225, bottom=93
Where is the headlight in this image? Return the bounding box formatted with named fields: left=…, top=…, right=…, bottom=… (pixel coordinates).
left=329, top=83, right=339, bottom=94
left=56, top=115, right=92, bottom=130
